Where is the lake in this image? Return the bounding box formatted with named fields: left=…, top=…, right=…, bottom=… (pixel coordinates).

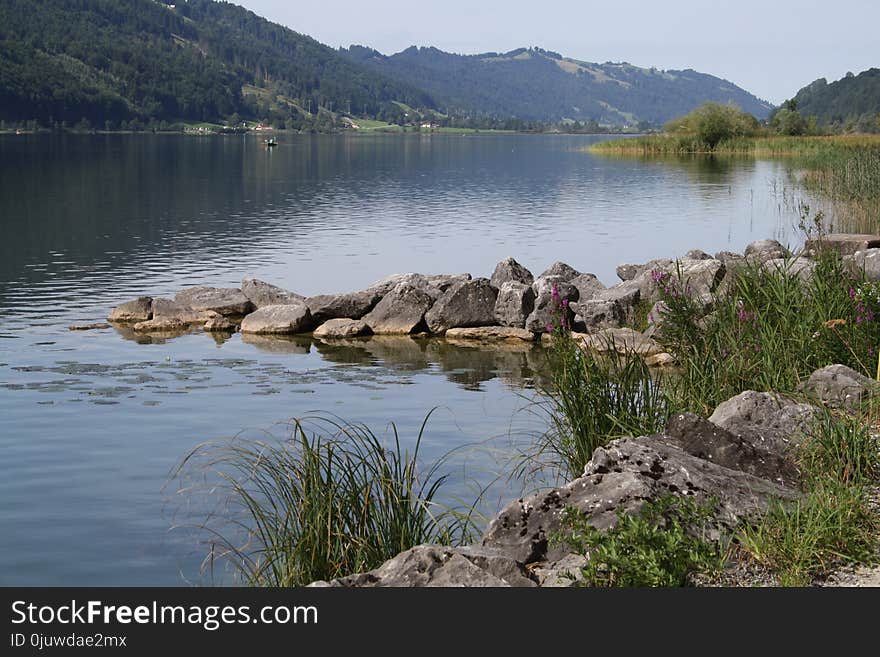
left=0, top=132, right=813, bottom=585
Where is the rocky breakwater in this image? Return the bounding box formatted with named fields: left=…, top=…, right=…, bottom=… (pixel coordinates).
left=310, top=364, right=880, bottom=587
left=107, top=235, right=880, bottom=362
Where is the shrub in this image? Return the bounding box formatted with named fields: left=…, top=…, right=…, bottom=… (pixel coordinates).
left=554, top=495, right=724, bottom=587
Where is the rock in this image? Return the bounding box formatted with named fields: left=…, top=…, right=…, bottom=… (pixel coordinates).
left=174, top=286, right=254, bottom=316
left=569, top=273, right=606, bottom=303
left=578, top=328, right=664, bottom=357
left=152, top=297, right=217, bottom=325
left=529, top=554, right=588, bottom=587
left=845, top=249, right=880, bottom=281
left=576, top=282, right=641, bottom=328
left=525, top=278, right=577, bottom=333
left=320, top=545, right=536, bottom=587
left=686, top=249, right=713, bottom=260
left=538, top=261, right=581, bottom=282
left=797, top=364, right=877, bottom=410
left=313, top=318, right=372, bottom=339
left=646, top=300, right=668, bottom=330
left=482, top=435, right=797, bottom=566
left=494, top=281, right=536, bottom=328
left=803, top=233, right=880, bottom=258
left=445, top=326, right=535, bottom=342
left=68, top=323, right=111, bottom=331
left=132, top=317, right=189, bottom=333
left=239, top=303, right=314, bottom=334
left=490, top=257, right=534, bottom=288
left=762, top=257, right=816, bottom=281
left=663, top=412, right=799, bottom=486
left=708, top=390, right=820, bottom=456
left=107, top=297, right=152, bottom=322
left=203, top=316, right=236, bottom=332
left=361, top=283, right=435, bottom=334
left=306, top=290, right=382, bottom=322
left=744, top=239, right=790, bottom=263
left=424, top=278, right=498, bottom=334
left=368, top=273, right=470, bottom=299
left=615, top=258, right=673, bottom=283
left=241, top=278, right=304, bottom=308
left=641, top=258, right=725, bottom=304
left=571, top=298, right=626, bottom=330
left=715, top=251, right=745, bottom=267
left=645, top=352, right=676, bottom=367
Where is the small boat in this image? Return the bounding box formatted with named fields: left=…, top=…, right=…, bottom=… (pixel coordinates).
left=264, top=137, right=277, bottom=147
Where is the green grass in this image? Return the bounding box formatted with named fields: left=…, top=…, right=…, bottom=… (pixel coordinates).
left=523, top=332, right=672, bottom=481
left=591, top=134, right=880, bottom=233
left=175, top=413, right=477, bottom=586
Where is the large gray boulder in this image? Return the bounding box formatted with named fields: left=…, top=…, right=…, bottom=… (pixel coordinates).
left=663, top=412, right=799, bottom=486
left=708, top=390, right=820, bottom=456
left=361, top=283, right=435, bottom=334
left=306, top=290, right=382, bottom=322
left=845, top=249, right=880, bottom=281
left=490, top=257, right=534, bottom=289
left=313, top=545, right=536, bottom=588
left=569, top=273, right=606, bottom=303
left=152, top=297, right=215, bottom=325
left=313, top=318, right=372, bottom=339
left=108, top=297, right=152, bottom=322
left=174, top=286, right=254, bottom=316
left=239, top=303, right=314, bottom=334
left=241, top=278, right=304, bottom=308
left=762, top=257, right=816, bottom=282
left=494, top=281, right=535, bottom=328
left=574, top=281, right=640, bottom=328
left=482, top=434, right=797, bottom=569
left=367, top=273, right=470, bottom=299
left=797, top=364, right=876, bottom=410
left=616, top=258, right=673, bottom=283
left=445, top=326, right=535, bottom=342
left=803, top=233, right=880, bottom=258
left=538, top=261, right=581, bottom=282
left=525, top=277, right=578, bottom=333
left=424, top=278, right=498, bottom=334
left=744, top=239, right=790, bottom=263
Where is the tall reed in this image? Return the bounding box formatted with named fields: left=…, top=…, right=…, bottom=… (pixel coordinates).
left=175, top=413, right=478, bottom=586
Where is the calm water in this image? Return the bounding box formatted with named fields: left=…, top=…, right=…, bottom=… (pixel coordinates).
left=0, top=133, right=813, bottom=585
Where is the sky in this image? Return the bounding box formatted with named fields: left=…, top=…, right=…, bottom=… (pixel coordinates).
left=236, top=0, right=878, bottom=105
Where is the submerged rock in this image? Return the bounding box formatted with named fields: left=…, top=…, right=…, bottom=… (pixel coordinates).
left=445, top=326, right=535, bottom=342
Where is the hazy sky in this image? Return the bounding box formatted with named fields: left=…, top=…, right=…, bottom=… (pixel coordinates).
left=237, top=0, right=878, bottom=104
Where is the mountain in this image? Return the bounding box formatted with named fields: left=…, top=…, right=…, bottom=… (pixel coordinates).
left=342, top=45, right=773, bottom=126
left=0, top=0, right=435, bottom=126
left=787, top=69, right=880, bottom=130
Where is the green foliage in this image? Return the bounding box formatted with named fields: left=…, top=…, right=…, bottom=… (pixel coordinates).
left=771, top=108, right=808, bottom=136
left=799, top=412, right=878, bottom=486
left=738, top=478, right=879, bottom=586
left=554, top=495, right=724, bottom=587
left=785, top=68, right=880, bottom=132
left=343, top=46, right=771, bottom=126
left=527, top=332, right=672, bottom=480
left=175, top=413, right=476, bottom=586
left=0, top=0, right=434, bottom=126
left=656, top=252, right=880, bottom=414
left=664, top=102, right=761, bottom=150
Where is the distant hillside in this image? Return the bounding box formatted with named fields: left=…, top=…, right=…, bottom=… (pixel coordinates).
left=342, top=45, right=773, bottom=126
left=787, top=69, right=880, bottom=130
left=0, top=0, right=435, bottom=126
